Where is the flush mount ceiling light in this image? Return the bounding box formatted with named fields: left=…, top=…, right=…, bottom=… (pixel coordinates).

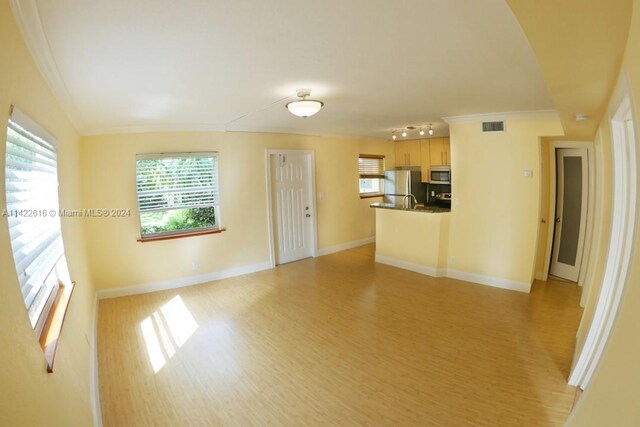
left=285, top=89, right=324, bottom=118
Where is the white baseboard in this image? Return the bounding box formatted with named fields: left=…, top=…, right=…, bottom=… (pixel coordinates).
left=374, top=254, right=531, bottom=293
left=317, top=236, right=375, bottom=256
left=96, top=261, right=272, bottom=300
left=90, top=294, right=103, bottom=427
left=375, top=254, right=446, bottom=277
left=97, top=239, right=375, bottom=300
left=446, top=268, right=531, bottom=293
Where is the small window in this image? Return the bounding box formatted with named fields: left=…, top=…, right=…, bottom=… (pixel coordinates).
left=136, top=153, right=220, bottom=240
left=358, top=155, right=385, bottom=198
left=4, top=106, right=73, bottom=361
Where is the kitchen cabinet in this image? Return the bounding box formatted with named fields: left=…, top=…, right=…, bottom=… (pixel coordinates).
left=395, top=140, right=421, bottom=167
left=443, top=137, right=450, bottom=165
left=429, top=137, right=451, bottom=166
left=420, top=139, right=431, bottom=182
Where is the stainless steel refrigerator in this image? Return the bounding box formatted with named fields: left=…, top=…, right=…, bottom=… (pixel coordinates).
left=383, top=169, right=426, bottom=205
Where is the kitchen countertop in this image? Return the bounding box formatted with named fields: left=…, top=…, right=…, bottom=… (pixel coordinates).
left=370, top=202, right=450, bottom=213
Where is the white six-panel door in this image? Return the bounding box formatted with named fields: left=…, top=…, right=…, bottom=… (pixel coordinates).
left=270, top=153, right=314, bottom=264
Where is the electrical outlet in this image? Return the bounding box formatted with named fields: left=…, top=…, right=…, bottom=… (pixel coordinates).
left=191, top=260, right=199, bottom=270
left=450, top=256, right=457, bottom=265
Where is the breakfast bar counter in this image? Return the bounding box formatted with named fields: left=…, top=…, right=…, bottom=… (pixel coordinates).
left=372, top=205, right=450, bottom=277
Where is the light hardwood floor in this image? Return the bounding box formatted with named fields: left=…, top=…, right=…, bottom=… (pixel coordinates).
left=98, top=244, right=583, bottom=426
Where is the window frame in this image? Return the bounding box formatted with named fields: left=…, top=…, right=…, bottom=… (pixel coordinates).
left=135, top=152, right=222, bottom=242
left=358, top=154, right=386, bottom=198
left=4, top=105, right=74, bottom=372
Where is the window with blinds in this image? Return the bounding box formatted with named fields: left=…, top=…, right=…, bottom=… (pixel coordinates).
left=136, top=153, right=220, bottom=238
left=358, top=154, right=385, bottom=197
left=5, top=107, right=69, bottom=330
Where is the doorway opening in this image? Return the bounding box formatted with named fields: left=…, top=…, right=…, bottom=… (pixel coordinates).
left=537, top=140, right=595, bottom=287
left=265, top=150, right=318, bottom=266
left=549, top=148, right=589, bottom=282
left=568, top=73, right=638, bottom=389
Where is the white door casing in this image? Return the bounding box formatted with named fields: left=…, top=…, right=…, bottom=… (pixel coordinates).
left=550, top=148, right=589, bottom=281
left=267, top=151, right=316, bottom=265
left=568, top=72, right=637, bottom=391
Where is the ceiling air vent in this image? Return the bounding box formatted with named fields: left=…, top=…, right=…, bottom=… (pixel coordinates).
left=482, top=121, right=505, bottom=132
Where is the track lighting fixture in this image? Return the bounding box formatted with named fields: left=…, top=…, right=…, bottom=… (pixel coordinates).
left=389, top=123, right=437, bottom=140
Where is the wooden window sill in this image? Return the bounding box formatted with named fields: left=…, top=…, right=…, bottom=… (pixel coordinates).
left=360, top=193, right=385, bottom=199
left=137, top=227, right=226, bottom=242
left=39, top=281, right=75, bottom=373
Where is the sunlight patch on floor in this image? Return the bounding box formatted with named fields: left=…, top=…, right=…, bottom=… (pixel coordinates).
left=140, top=295, right=198, bottom=373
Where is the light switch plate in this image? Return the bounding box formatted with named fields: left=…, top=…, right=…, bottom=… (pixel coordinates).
left=523, top=170, right=533, bottom=178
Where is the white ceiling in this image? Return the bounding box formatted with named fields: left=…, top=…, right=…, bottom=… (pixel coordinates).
left=20, top=0, right=555, bottom=138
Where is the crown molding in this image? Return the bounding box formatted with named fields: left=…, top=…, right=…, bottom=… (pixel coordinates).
left=82, top=122, right=387, bottom=141
left=9, top=0, right=86, bottom=133
left=442, top=110, right=558, bottom=124
left=83, top=123, right=227, bottom=136
left=225, top=123, right=386, bottom=141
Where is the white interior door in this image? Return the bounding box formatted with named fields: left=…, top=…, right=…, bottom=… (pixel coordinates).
left=271, top=153, right=314, bottom=264
left=550, top=148, right=589, bottom=281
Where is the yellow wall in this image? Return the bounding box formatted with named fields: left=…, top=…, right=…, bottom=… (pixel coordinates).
left=570, top=121, right=613, bottom=365
left=447, top=118, right=563, bottom=287
left=81, top=132, right=394, bottom=290
left=0, top=3, right=95, bottom=425
left=568, top=0, right=640, bottom=423
left=375, top=209, right=450, bottom=271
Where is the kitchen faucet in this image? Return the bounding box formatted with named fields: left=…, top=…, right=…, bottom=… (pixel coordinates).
left=403, top=194, right=418, bottom=208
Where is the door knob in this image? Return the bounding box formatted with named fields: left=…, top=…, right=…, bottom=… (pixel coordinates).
left=306, top=214, right=311, bottom=218
left=556, top=217, right=561, bottom=223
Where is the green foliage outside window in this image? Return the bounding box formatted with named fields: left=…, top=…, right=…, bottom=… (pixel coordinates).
left=136, top=154, right=218, bottom=236
left=140, top=207, right=216, bottom=235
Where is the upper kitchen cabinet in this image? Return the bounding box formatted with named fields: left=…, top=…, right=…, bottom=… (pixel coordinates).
left=443, top=137, right=450, bottom=165
left=429, top=137, right=451, bottom=166
left=395, top=140, right=421, bottom=167
left=420, top=139, right=431, bottom=182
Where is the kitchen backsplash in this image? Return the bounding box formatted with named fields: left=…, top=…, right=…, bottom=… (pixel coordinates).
left=425, top=183, right=451, bottom=204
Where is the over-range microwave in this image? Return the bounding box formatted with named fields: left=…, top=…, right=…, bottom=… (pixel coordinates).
left=429, top=166, right=451, bottom=184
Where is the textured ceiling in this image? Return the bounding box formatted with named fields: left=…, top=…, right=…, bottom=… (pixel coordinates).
left=18, top=0, right=555, bottom=138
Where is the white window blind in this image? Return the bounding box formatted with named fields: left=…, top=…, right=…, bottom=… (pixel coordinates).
left=5, top=107, right=65, bottom=327
left=136, top=153, right=219, bottom=237
left=358, top=155, right=385, bottom=196
left=358, top=155, right=385, bottom=178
